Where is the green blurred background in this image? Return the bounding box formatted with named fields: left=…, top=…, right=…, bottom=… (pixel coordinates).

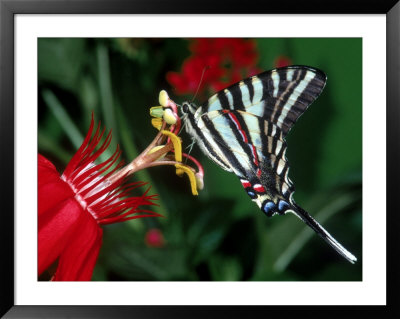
left=38, top=38, right=362, bottom=281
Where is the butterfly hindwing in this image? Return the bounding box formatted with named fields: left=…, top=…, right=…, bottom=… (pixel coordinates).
left=201, top=65, right=327, bottom=136
left=197, top=109, right=295, bottom=216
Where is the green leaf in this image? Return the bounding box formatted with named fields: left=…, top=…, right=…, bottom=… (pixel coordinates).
left=38, top=38, right=86, bottom=91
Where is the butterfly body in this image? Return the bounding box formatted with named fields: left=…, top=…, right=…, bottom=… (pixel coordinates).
left=180, top=65, right=357, bottom=263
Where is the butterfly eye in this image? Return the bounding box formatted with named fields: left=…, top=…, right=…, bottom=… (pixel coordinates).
left=182, top=103, right=189, bottom=113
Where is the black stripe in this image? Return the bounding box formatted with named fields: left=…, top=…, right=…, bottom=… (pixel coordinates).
left=275, top=139, right=286, bottom=159
left=186, top=113, right=230, bottom=171
left=232, top=113, right=266, bottom=178
left=202, top=113, right=249, bottom=178
left=271, top=136, right=278, bottom=157
left=275, top=162, right=289, bottom=195
left=271, top=69, right=307, bottom=126
left=201, top=99, right=209, bottom=110
left=259, top=117, right=270, bottom=165
left=228, top=85, right=245, bottom=111
left=243, top=78, right=254, bottom=104
left=221, top=112, right=260, bottom=173
left=264, top=120, right=283, bottom=140
left=217, top=90, right=231, bottom=109
left=230, top=111, right=254, bottom=147
left=265, top=119, right=272, bottom=136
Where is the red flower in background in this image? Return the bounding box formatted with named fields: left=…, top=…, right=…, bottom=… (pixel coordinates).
left=167, top=38, right=260, bottom=99
left=39, top=117, right=159, bottom=281
left=275, top=55, right=292, bottom=68
left=145, top=228, right=165, bottom=248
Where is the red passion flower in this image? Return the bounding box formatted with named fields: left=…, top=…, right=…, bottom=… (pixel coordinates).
left=38, top=116, right=159, bottom=281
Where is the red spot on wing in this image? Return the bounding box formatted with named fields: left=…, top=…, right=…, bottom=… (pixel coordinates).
left=241, top=180, right=251, bottom=188
left=251, top=145, right=259, bottom=166
left=253, top=185, right=266, bottom=193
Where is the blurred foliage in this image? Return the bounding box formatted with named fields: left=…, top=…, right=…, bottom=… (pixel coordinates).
left=38, top=38, right=362, bottom=281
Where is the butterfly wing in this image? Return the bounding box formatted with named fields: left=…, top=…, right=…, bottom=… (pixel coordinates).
left=197, top=109, right=357, bottom=263
left=198, top=110, right=293, bottom=216
left=201, top=65, right=327, bottom=136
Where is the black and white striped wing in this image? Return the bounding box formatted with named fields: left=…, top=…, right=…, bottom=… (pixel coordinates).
left=198, top=110, right=293, bottom=216
left=197, top=108, right=357, bottom=263
left=190, top=66, right=357, bottom=263
left=200, top=65, right=327, bottom=136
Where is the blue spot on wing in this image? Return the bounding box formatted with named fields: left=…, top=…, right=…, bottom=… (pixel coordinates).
left=247, top=191, right=256, bottom=199
left=262, top=201, right=277, bottom=217
left=278, top=200, right=290, bottom=212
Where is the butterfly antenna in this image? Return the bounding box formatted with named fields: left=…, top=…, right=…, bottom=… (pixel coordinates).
left=191, top=65, right=210, bottom=103
left=292, top=204, right=357, bottom=263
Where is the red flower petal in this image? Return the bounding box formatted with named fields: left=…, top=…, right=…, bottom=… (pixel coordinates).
left=38, top=197, right=84, bottom=275
left=53, top=209, right=103, bottom=281
left=38, top=155, right=74, bottom=216
left=38, top=155, right=60, bottom=187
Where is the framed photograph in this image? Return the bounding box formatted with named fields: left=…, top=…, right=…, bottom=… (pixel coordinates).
left=1, top=0, right=398, bottom=317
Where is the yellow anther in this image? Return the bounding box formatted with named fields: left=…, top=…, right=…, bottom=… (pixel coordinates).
left=150, top=106, right=164, bottom=118
left=175, top=164, right=198, bottom=196
left=159, top=90, right=169, bottom=107
left=151, top=118, right=163, bottom=130
left=161, top=130, right=182, bottom=162
left=163, top=108, right=177, bottom=125
left=175, top=167, right=185, bottom=176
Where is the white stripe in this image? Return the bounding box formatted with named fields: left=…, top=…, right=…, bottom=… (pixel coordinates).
left=281, top=183, right=289, bottom=195
left=275, top=140, right=282, bottom=155
left=251, top=76, right=263, bottom=104
left=239, top=81, right=251, bottom=106
left=242, top=113, right=259, bottom=135
left=186, top=115, right=231, bottom=172
left=277, top=159, right=286, bottom=175
left=271, top=125, right=277, bottom=137
left=246, top=101, right=264, bottom=117
left=224, top=88, right=234, bottom=109
left=286, top=69, right=294, bottom=81
left=271, top=71, right=280, bottom=98
left=207, top=93, right=222, bottom=111
left=201, top=115, right=250, bottom=176
left=276, top=71, right=315, bottom=127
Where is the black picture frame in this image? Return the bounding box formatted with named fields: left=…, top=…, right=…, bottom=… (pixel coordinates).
left=1, top=0, right=399, bottom=318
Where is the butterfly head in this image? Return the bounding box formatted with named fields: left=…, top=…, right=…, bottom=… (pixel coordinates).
left=181, top=101, right=197, bottom=116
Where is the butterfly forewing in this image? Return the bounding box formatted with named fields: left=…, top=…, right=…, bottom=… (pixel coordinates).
left=201, top=66, right=327, bottom=136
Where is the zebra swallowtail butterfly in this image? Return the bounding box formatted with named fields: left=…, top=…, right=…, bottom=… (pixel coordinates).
left=180, top=65, right=357, bottom=263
